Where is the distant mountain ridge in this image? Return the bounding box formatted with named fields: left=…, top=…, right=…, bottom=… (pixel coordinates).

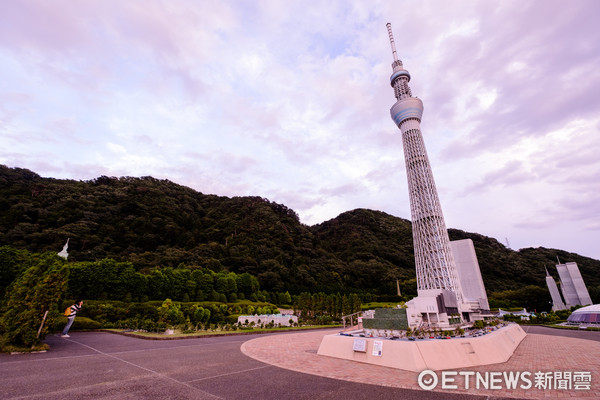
left=1, top=165, right=598, bottom=307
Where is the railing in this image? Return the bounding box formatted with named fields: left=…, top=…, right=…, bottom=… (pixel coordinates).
left=341, top=311, right=362, bottom=329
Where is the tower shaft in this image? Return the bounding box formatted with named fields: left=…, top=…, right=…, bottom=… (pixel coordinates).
left=386, top=23, right=463, bottom=303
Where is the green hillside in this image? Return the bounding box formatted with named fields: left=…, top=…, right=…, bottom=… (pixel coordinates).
left=1, top=165, right=598, bottom=309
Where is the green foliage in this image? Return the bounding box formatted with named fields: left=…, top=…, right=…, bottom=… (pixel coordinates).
left=472, top=320, right=485, bottom=329
left=489, top=285, right=550, bottom=312
left=1, top=165, right=599, bottom=310
left=158, top=299, right=185, bottom=327
left=51, top=316, right=102, bottom=331
left=588, top=285, right=600, bottom=304
left=189, top=304, right=211, bottom=325
left=293, top=292, right=361, bottom=322
left=0, top=246, right=32, bottom=299
left=68, top=259, right=145, bottom=300
left=0, top=253, right=69, bottom=347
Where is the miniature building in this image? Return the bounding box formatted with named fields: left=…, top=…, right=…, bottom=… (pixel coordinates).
left=451, top=239, right=490, bottom=312
left=545, top=267, right=567, bottom=311
left=237, top=314, right=297, bottom=327
left=362, top=308, right=408, bottom=333
left=556, top=262, right=592, bottom=307
left=566, top=304, right=600, bottom=326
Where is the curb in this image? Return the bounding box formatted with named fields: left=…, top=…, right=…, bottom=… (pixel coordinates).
left=97, top=326, right=340, bottom=340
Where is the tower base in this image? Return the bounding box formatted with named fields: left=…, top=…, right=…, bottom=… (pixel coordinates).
left=317, top=323, right=525, bottom=372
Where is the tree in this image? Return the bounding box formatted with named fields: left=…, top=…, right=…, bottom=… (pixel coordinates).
left=258, top=271, right=284, bottom=292
left=190, top=305, right=209, bottom=326
left=282, top=291, right=292, bottom=305
left=0, top=246, right=31, bottom=300
left=157, top=299, right=184, bottom=328
left=0, top=253, right=69, bottom=347
left=237, top=273, right=259, bottom=297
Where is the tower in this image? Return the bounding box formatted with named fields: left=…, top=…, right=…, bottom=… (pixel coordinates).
left=545, top=267, right=567, bottom=311
left=386, top=23, right=464, bottom=306
left=451, top=239, right=490, bottom=311
left=556, top=262, right=592, bottom=307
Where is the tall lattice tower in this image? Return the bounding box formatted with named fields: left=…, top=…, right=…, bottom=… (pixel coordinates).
left=386, top=23, right=464, bottom=304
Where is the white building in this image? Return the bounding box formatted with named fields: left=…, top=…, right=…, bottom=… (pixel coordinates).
left=237, top=314, right=297, bottom=327
left=556, top=262, right=592, bottom=307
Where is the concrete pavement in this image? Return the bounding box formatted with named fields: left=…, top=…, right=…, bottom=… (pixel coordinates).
left=1, top=326, right=597, bottom=399
left=1, top=331, right=484, bottom=400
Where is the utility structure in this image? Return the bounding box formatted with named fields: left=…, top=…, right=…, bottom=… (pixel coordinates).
left=385, top=24, right=489, bottom=328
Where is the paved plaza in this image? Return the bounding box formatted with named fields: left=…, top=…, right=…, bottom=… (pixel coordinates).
left=243, top=325, right=600, bottom=399
left=0, top=325, right=597, bottom=399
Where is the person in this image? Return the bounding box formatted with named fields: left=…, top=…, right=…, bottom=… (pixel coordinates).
left=62, top=299, right=83, bottom=338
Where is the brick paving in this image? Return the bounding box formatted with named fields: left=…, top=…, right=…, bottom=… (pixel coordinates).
left=241, top=328, right=600, bottom=399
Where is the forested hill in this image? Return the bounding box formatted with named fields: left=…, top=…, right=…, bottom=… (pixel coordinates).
left=1, top=165, right=599, bottom=303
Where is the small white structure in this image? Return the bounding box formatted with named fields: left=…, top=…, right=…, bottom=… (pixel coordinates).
left=495, top=308, right=533, bottom=320
left=57, top=238, right=69, bottom=259
left=238, top=314, right=297, bottom=327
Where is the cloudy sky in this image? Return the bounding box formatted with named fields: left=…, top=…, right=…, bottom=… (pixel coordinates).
left=1, top=0, right=599, bottom=260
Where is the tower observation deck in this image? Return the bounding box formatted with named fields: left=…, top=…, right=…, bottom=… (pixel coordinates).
left=386, top=23, right=464, bottom=305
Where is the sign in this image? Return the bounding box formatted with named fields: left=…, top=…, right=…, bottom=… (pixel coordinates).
left=353, top=338, right=366, bottom=352
left=372, top=340, right=383, bottom=356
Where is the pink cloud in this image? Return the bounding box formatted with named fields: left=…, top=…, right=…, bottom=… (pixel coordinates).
left=462, top=160, right=534, bottom=195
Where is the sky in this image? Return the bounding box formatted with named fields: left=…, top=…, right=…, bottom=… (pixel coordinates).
left=1, top=0, right=599, bottom=260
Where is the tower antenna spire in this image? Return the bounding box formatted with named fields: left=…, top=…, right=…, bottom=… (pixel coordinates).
left=386, top=23, right=399, bottom=62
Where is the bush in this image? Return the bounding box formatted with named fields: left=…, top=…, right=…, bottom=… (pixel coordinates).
left=472, top=320, right=485, bottom=329
left=51, top=316, right=102, bottom=332
left=71, top=317, right=102, bottom=330
left=142, top=319, right=157, bottom=332
left=158, top=299, right=184, bottom=327
left=0, top=253, right=69, bottom=347
left=115, top=318, right=144, bottom=330
left=315, top=315, right=333, bottom=325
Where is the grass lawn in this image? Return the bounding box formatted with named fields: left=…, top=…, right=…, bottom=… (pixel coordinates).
left=533, top=323, right=600, bottom=331
left=0, top=338, right=50, bottom=354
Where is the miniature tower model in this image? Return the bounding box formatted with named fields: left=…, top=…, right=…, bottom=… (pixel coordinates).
left=556, top=262, right=592, bottom=307
left=451, top=239, right=490, bottom=311
left=386, top=23, right=464, bottom=307
left=545, top=267, right=567, bottom=311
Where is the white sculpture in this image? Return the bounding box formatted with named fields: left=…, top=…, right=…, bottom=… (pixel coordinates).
left=58, top=238, right=69, bottom=259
